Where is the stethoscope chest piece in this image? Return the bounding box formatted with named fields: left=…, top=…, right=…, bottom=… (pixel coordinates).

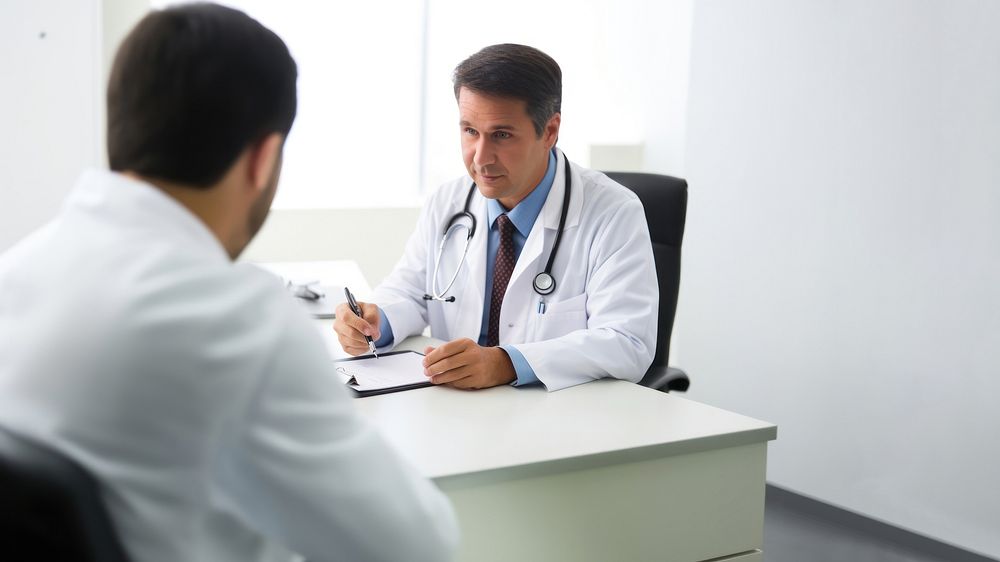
left=533, top=272, right=556, bottom=295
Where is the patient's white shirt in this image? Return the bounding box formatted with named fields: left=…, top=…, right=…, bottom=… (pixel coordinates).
left=0, top=170, right=458, bottom=562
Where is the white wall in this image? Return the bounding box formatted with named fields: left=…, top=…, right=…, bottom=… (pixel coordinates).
left=681, top=0, right=1000, bottom=557
left=0, top=0, right=149, bottom=253
left=241, top=208, right=421, bottom=287
left=1, top=0, right=103, bottom=251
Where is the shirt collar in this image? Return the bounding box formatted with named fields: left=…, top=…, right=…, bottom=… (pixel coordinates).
left=65, top=169, right=230, bottom=263
left=487, top=149, right=558, bottom=236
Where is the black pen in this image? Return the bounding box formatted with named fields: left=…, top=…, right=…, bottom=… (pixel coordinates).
left=344, top=287, right=378, bottom=358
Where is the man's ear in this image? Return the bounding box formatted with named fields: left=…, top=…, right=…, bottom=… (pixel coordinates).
left=248, top=133, right=284, bottom=193
left=544, top=113, right=561, bottom=150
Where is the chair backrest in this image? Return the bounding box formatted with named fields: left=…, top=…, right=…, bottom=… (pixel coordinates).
left=603, top=171, right=688, bottom=374
left=0, top=427, right=130, bottom=562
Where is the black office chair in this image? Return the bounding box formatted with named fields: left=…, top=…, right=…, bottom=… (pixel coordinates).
left=0, top=427, right=130, bottom=562
left=603, top=171, right=690, bottom=393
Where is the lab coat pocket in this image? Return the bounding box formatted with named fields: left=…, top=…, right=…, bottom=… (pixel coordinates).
left=534, top=293, right=588, bottom=341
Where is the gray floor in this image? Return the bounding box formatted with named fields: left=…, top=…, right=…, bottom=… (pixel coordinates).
left=763, top=485, right=998, bottom=562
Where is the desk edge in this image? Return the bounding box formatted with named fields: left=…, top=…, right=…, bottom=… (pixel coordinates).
left=433, top=425, right=777, bottom=490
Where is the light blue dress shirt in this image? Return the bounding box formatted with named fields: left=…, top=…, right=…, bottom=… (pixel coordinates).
left=375, top=149, right=558, bottom=387
left=477, top=149, right=557, bottom=385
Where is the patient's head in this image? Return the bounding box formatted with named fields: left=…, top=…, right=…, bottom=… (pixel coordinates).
left=107, top=3, right=297, bottom=188
left=106, top=3, right=298, bottom=258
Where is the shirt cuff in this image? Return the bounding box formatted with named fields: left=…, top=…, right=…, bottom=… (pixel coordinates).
left=373, top=307, right=395, bottom=348
left=501, top=345, right=539, bottom=386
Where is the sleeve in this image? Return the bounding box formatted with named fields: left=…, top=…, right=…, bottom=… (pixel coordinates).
left=373, top=307, right=395, bottom=349
left=515, top=197, right=658, bottom=392
left=501, top=344, right=540, bottom=386
left=217, top=300, right=459, bottom=562
left=370, top=191, right=439, bottom=346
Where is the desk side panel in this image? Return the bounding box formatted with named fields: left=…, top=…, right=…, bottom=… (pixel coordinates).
left=441, top=442, right=767, bottom=562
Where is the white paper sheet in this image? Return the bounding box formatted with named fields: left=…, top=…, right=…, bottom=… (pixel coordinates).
left=333, top=351, right=427, bottom=392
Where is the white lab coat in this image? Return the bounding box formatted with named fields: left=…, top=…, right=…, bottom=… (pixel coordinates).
left=375, top=150, right=658, bottom=391
left=0, top=170, right=458, bottom=562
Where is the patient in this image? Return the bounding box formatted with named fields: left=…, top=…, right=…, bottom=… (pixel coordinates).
left=0, top=4, right=457, bottom=561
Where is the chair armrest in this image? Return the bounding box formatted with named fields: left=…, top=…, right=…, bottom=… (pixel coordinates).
left=638, top=366, right=690, bottom=393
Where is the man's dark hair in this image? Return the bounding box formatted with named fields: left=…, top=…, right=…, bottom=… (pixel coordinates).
left=107, top=3, right=297, bottom=188
left=453, top=44, right=561, bottom=137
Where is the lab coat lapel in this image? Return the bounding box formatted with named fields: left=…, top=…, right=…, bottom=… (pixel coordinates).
left=509, top=214, right=546, bottom=288
left=509, top=150, right=570, bottom=285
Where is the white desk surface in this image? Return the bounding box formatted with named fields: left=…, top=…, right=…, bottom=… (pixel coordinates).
left=257, top=261, right=777, bottom=484
left=353, top=377, right=776, bottom=484
left=353, top=356, right=777, bottom=562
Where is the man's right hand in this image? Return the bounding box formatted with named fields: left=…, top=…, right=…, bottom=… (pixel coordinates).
left=333, top=301, right=382, bottom=356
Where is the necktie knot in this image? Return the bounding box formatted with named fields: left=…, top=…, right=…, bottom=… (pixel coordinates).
left=496, top=213, right=513, bottom=236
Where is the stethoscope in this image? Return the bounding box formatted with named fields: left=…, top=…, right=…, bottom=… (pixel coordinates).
left=423, top=155, right=572, bottom=303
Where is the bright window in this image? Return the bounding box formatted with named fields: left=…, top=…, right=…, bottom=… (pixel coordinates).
left=150, top=0, right=680, bottom=209
left=152, top=0, right=425, bottom=209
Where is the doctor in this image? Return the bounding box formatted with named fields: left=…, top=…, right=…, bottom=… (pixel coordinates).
left=335, top=44, right=658, bottom=391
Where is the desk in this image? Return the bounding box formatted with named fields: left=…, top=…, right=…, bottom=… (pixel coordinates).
left=259, top=261, right=777, bottom=560
left=355, top=359, right=777, bottom=562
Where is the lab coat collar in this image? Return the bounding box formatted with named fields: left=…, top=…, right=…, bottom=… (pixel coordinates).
left=486, top=149, right=557, bottom=237
left=65, top=169, right=230, bottom=264
left=542, top=149, right=583, bottom=231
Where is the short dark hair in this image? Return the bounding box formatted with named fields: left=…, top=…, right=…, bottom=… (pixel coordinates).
left=453, top=44, right=561, bottom=137
left=107, top=3, right=297, bottom=188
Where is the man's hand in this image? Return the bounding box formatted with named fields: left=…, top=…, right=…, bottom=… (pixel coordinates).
left=422, top=338, right=517, bottom=390
left=333, top=301, right=381, bottom=356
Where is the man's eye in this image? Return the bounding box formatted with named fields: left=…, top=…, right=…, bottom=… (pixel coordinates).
left=464, top=127, right=478, bottom=136
left=493, top=131, right=511, bottom=139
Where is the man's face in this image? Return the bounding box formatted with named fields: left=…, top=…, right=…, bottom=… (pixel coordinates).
left=458, top=87, right=559, bottom=209
left=246, top=151, right=282, bottom=244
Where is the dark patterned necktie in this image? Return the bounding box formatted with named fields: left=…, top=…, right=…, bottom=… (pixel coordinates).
left=487, top=214, right=515, bottom=347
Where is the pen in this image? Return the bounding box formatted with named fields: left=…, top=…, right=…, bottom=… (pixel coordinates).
left=344, top=287, right=378, bottom=358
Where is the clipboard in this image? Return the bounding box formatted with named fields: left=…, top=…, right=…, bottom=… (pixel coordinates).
left=333, top=350, right=433, bottom=397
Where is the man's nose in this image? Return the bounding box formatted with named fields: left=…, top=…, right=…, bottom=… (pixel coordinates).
left=472, top=137, right=495, bottom=169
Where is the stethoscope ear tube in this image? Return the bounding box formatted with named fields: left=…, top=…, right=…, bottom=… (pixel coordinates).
left=426, top=219, right=473, bottom=301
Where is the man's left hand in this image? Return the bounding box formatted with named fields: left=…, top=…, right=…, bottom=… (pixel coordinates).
left=422, top=338, right=516, bottom=389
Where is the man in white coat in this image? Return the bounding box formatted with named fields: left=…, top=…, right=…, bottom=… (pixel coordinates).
left=334, top=44, right=658, bottom=392
left=0, top=4, right=456, bottom=561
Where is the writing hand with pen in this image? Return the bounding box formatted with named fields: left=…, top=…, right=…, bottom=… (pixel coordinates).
left=334, top=289, right=517, bottom=389
left=333, top=288, right=380, bottom=358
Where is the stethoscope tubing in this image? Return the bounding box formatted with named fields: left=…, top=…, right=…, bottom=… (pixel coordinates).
left=424, top=153, right=571, bottom=302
